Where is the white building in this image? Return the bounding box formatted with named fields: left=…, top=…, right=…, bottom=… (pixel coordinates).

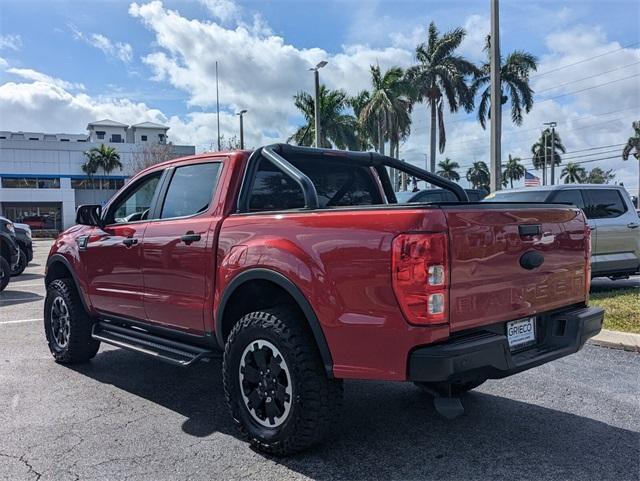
left=0, top=120, right=195, bottom=233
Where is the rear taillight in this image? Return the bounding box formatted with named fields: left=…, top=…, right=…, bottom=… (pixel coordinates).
left=391, top=233, right=449, bottom=325
left=584, top=223, right=592, bottom=301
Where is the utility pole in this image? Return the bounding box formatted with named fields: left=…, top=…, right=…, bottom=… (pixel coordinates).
left=542, top=130, right=547, bottom=185
left=237, top=110, right=247, bottom=149
left=544, top=121, right=557, bottom=185
left=489, top=0, right=502, bottom=192
left=215, top=61, right=221, bottom=151
left=309, top=61, right=327, bottom=148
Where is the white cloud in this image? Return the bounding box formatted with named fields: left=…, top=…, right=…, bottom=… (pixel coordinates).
left=0, top=57, right=8, bottom=69
left=69, top=24, right=133, bottom=63
left=5, top=68, right=85, bottom=91
left=200, top=0, right=239, bottom=23
left=0, top=34, right=22, bottom=50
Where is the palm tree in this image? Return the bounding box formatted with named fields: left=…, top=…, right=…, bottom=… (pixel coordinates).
left=350, top=90, right=375, bottom=151
left=503, top=154, right=525, bottom=188
left=86, top=144, right=123, bottom=175
left=560, top=162, right=586, bottom=184
left=622, top=120, right=640, bottom=198
left=584, top=167, right=615, bottom=184
left=466, top=161, right=490, bottom=189
left=289, top=86, right=358, bottom=149
left=81, top=150, right=100, bottom=189
left=472, top=36, right=537, bottom=129
left=406, top=22, right=477, bottom=172
left=531, top=128, right=566, bottom=181
left=359, top=65, right=413, bottom=157
left=436, top=158, right=460, bottom=181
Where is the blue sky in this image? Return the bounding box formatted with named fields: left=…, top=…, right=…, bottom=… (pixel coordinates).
left=0, top=0, right=639, bottom=188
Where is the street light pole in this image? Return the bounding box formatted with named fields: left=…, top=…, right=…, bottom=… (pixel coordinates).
left=544, top=121, right=557, bottom=185
left=215, top=60, right=221, bottom=151
left=309, top=61, right=328, bottom=148
left=489, top=0, right=502, bottom=192
left=237, top=110, right=247, bottom=149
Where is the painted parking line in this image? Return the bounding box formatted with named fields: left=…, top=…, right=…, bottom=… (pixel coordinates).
left=0, top=318, right=41, bottom=325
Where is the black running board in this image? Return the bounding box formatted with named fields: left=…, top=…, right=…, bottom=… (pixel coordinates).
left=92, top=321, right=215, bottom=367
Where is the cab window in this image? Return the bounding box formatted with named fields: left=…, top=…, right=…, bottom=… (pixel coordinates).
left=109, top=172, right=162, bottom=224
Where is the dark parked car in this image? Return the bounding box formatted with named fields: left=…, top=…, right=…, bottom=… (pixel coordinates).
left=11, top=223, right=33, bottom=276
left=0, top=216, right=20, bottom=292
left=396, top=188, right=487, bottom=203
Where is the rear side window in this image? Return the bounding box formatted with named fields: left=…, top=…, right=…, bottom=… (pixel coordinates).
left=583, top=189, right=627, bottom=219
left=248, top=157, right=383, bottom=211
left=160, top=162, right=221, bottom=219
left=550, top=189, right=585, bottom=209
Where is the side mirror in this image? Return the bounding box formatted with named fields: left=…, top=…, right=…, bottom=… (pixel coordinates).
left=76, top=204, right=102, bottom=227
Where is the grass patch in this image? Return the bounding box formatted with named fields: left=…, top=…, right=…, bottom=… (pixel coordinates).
left=589, top=287, right=640, bottom=333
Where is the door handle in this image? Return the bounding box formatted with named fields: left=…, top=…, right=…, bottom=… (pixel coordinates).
left=628, top=222, right=639, bottom=229
left=180, top=232, right=201, bottom=244
left=122, top=238, right=138, bottom=247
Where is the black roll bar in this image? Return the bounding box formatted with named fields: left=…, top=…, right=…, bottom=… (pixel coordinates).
left=241, top=144, right=468, bottom=212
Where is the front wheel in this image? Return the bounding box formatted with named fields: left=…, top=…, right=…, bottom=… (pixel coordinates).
left=44, top=278, right=100, bottom=363
left=223, top=307, right=343, bottom=455
left=11, top=248, right=28, bottom=276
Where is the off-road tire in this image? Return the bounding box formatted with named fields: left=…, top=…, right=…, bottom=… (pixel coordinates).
left=11, top=247, right=28, bottom=276
left=223, top=307, right=343, bottom=455
left=414, top=378, right=487, bottom=396
left=44, top=278, right=100, bottom=363
left=0, top=256, right=10, bottom=292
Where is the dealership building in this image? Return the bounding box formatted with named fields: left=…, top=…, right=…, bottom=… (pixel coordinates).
left=0, top=120, right=195, bottom=233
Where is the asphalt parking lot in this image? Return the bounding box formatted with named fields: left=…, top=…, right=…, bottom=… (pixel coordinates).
left=1, top=240, right=639, bottom=481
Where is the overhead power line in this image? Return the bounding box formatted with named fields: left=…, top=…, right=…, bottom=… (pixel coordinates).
left=531, top=41, right=640, bottom=78
left=536, top=73, right=640, bottom=103
left=534, top=61, right=640, bottom=94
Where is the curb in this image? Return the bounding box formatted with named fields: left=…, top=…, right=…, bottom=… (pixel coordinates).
left=589, top=329, right=640, bottom=352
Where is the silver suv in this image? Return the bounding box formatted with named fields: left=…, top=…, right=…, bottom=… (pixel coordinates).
left=485, top=185, right=640, bottom=279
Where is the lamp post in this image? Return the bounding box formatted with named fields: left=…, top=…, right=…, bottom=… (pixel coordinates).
left=309, top=60, right=328, bottom=148
left=237, top=109, right=247, bottom=149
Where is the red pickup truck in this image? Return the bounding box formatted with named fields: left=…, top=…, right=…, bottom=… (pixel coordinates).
left=45, top=144, right=603, bottom=454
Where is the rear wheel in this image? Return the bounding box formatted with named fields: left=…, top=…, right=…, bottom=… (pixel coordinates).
left=223, top=307, right=343, bottom=455
left=11, top=247, right=28, bottom=276
left=44, top=278, right=100, bottom=363
left=0, top=256, right=10, bottom=292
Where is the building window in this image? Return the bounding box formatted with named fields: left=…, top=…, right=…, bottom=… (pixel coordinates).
left=158, top=134, right=165, bottom=142
left=71, top=178, right=126, bottom=190
left=141, top=135, right=147, bottom=141
left=1, top=177, right=60, bottom=189
left=96, top=131, right=105, bottom=140
left=2, top=203, right=62, bottom=232
left=110, top=134, right=122, bottom=143
left=29, top=137, right=39, bottom=141
left=0, top=136, right=6, bottom=139
left=60, top=139, right=69, bottom=142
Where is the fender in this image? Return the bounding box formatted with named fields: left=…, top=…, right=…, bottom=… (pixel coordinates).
left=46, top=254, right=92, bottom=314
left=215, top=268, right=334, bottom=377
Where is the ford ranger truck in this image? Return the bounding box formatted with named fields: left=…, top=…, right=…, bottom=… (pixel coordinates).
left=44, top=144, right=604, bottom=455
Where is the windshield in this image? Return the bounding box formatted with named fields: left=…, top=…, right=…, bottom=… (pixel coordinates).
left=483, top=191, right=550, bottom=202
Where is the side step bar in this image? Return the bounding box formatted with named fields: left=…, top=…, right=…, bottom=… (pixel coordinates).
left=92, top=321, right=216, bottom=367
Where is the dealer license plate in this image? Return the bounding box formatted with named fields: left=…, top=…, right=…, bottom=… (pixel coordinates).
left=506, top=317, right=536, bottom=351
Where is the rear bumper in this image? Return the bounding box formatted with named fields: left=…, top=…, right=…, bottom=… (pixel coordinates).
left=408, top=306, right=604, bottom=383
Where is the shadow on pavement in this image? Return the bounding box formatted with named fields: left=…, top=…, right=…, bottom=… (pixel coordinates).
left=72, top=348, right=639, bottom=481
left=0, top=290, right=44, bottom=306
left=12, top=273, right=45, bottom=282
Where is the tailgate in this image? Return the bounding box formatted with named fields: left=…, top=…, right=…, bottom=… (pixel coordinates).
left=443, top=204, right=588, bottom=332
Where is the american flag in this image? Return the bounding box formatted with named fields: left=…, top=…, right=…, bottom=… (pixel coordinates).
left=524, top=171, right=541, bottom=187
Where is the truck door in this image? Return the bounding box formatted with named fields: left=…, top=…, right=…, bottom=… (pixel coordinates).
left=583, top=188, right=639, bottom=275
left=141, top=160, right=224, bottom=335
left=83, top=171, right=163, bottom=321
